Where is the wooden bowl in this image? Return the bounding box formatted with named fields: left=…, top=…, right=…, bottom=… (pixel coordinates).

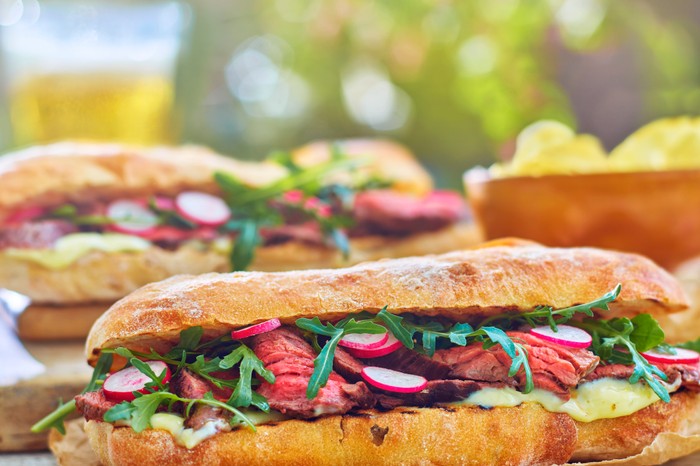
left=464, top=168, right=700, bottom=270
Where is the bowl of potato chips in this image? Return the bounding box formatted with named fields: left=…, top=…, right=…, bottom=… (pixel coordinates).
left=465, top=117, right=700, bottom=269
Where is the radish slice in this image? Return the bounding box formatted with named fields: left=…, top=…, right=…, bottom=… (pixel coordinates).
left=361, top=366, right=427, bottom=393
left=107, top=200, right=159, bottom=234
left=642, top=348, right=700, bottom=365
left=175, top=191, right=231, bottom=227
left=103, top=361, right=171, bottom=402
left=152, top=196, right=176, bottom=211
left=6, top=206, right=45, bottom=224
left=530, top=325, right=592, bottom=349
left=346, top=333, right=403, bottom=359
left=231, top=318, right=281, bottom=339
left=339, top=331, right=388, bottom=350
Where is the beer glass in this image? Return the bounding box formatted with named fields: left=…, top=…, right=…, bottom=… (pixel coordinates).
left=0, top=1, right=187, bottom=147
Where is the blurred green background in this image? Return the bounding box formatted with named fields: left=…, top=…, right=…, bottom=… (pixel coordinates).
left=2, top=0, right=700, bottom=188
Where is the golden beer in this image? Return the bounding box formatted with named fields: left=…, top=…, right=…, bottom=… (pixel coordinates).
left=9, top=73, right=176, bottom=146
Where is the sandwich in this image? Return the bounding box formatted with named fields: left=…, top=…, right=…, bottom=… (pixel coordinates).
left=35, top=240, right=700, bottom=465
left=0, top=139, right=479, bottom=340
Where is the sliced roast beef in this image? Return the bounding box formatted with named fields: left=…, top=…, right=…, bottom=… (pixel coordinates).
left=351, top=190, right=466, bottom=236
left=435, top=345, right=514, bottom=385
left=583, top=364, right=635, bottom=382
left=510, top=332, right=599, bottom=378
left=260, top=223, right=326, bottom=246
left=584, top=361, right=700, bottom=392
left=250, top=328, right=374, bottom=418
left=662, top=363, right=700, bottom=391
left=363, top=346, right=452, bottom=380
left=333, top=347, right=365, bottom=382
left=434, top=332, right=600, bottom=400
left=75, top=390, right=118, bottom=422
left=171, top=369, right=211, bottom=399
left=0, top=220, right=77, bottom=249
left=170, top=369, right=232, bottom=431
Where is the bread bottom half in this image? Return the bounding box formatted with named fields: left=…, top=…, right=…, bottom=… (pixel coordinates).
left=0, top=223, right=482, bottom=305
left=17, top=303, right=112, bottom=341
left=83, top=391, right=700, bottom=466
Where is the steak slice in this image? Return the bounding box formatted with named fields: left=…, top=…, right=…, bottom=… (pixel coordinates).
left=333, top=347, right=365, bottom=382
left=75, top=390, right=117, bottom=422
left=365, top=346, right=452, bottom=380
left=170, top=369, right=232, bottom=431
left=0, top=220, right=77, bottom=249
left=435, top=332, right=600, bottom=400
left=352, top=190, right=466, bottom=235
left=583, top=364, right=635, bottom=382
left=435, top=345, right=514, bottom=385
left=584, top=361, right=700, bottom=392
left=250, top=327, right=375, bottom=418
left=510, top=332, right=600, bottom=378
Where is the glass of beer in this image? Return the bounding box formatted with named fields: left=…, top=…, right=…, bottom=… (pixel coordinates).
left=0, top=1, right=188, bottom=147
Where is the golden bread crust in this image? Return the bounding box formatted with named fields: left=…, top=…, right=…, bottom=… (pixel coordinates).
left=0, top=143, right=284, bottom=219
left=292, top=139, right=433, bottom=196
left=84, top=403, right=576, bottom=466
left=0, top=139, right=431, bottom=219
left=86, top=243, right=687, bottom=363
left=0, top=223, right=480, bottom=305
left=573, top=390, right=700, bottom=461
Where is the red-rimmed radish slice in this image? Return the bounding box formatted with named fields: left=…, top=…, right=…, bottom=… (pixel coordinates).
left=153, top=196, right=176, bottom=211
left=175, top=191, right=231, bottom=227
left=282, top=190, right=304, bottom=203
left=103, top=361, right=171, bottom=402
left=339, top=331, right=388, bottom=350
left=361, top=366, right=427, bottom=393
left=231, top=318, right=281, bottom=339
left=346, top=333, right=402, bottom=358
left=107, top=200, right=159, bottom=234
left=138, top=226, right=219, bottom=242
left=530, top=325, right=592, bottom=349
left=5, top=206, right=45, bottom=224
left=642, top=348, right=700, bottom=365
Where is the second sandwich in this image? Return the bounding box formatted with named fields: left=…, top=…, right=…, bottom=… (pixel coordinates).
left=0, top=139, right=478, bottom=339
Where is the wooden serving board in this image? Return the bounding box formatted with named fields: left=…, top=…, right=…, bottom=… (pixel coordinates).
left=0, top=341, right=91, bottom=452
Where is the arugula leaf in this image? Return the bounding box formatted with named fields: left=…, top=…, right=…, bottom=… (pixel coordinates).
left=230, top=219, right=261, bottom=271
left=219, top=345, right=275, bottom=408
left=104, top=391, right=257, bottom=433
left=129, top=358, right=168, bottom=390
left=30, top=352, right=113, bottom=434
left=376, top=308, right=414, bottom=349
left=479, top=284, right=621, bottom=331
left=478, top=327, right=534, bottom=393
left=677, top=338, right=700, bottom=352
left=213, top=150, right=373, bottom=271
left=306, top=327, right=344, bottom=400
left=47, top=204, right=115, bottom=226
left=629, top=314, right=665, bottom=352
left=296, top=317, right=385, bottom=399
left=574, top=317, right=670, bottom=402
left=103, top=402, right=136, bottom=423
left=302, top=310, right=536, bottom=394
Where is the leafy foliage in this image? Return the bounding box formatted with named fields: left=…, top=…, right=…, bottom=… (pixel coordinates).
left=214, top=150, right=367, bottom=270
left=295, top=316, right=386, bottom=399
left=677, top=338, right=700, bottom=352
left=479, top=284, right=621, bottom=330
left=573, top=315, right=670, bottom=402
left=31, top=352, right=114, bottom=434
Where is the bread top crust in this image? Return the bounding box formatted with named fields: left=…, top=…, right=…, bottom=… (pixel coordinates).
left=86, top=241, right=688, bottom=363
left=0, top=139, right=432, bottom=219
